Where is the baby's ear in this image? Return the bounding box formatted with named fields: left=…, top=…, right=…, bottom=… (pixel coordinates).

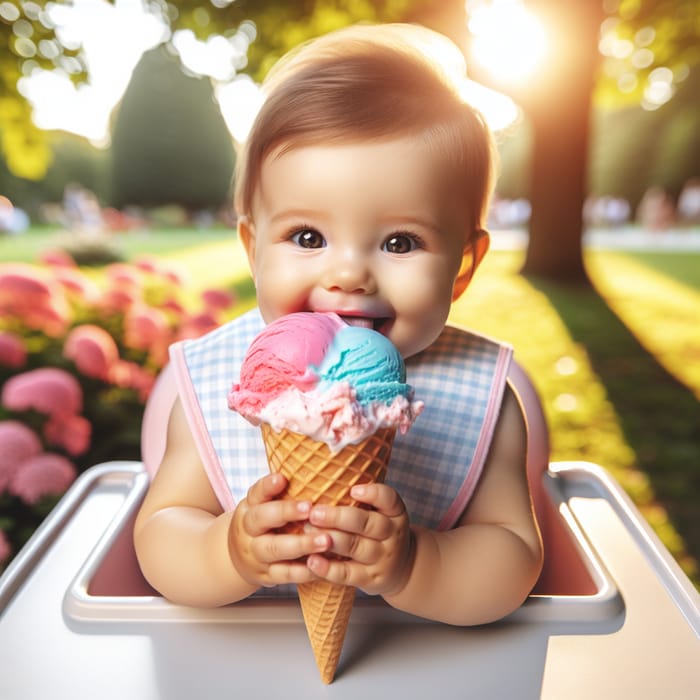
left=452, top=229, right=490, bottom=301
left=237, top=215, right=256, bottom=274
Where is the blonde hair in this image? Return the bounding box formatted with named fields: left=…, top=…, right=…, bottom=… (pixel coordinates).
left=234, top=24, right=496, bottom=241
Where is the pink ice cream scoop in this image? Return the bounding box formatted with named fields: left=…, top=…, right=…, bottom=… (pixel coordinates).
left=228, top=312, right=423, bottom=451
left=230, top=312, right=345, bottom=415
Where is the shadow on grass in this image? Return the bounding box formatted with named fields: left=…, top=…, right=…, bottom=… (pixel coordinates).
left=529, top=276, right=700, bottom=574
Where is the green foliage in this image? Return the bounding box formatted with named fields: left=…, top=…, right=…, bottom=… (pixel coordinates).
left=596, top=0, right=700, bottom=107
left=2, top=0, right=699, bottom=194
left=589, top=64, right=700, bottom=206
left=498, top=61, right=700, bottom=207
left=494, top=118, right=532, bottom=199
left=41, top=134, right=111, bottom=204
left=650, top=107, right=700, bottom=194
left=0, top=133, right=111, bottom=220
left=110, top=46, right=235, bottom=210
left=169, top=0, right=420, bottom=80
left=0, top=0, right=86, bottom=179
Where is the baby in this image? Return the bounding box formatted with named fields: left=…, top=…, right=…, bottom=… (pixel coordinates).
left=135, top=23, right=543, bottom=625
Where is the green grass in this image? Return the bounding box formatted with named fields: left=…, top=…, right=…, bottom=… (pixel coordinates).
left=624, top=251, right=700, bottom=291
left=452, top=249, right=700, bottom=584
left=0, top=226, right=237, bottom=263
left=3, top=228, right=699, bottom=585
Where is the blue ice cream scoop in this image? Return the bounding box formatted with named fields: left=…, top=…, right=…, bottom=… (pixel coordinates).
left=315, top=326, right=412, bottom=406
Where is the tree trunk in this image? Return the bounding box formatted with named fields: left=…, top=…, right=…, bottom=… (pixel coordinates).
left=411, top=0, right=604, bottom=283
left=520, top=1, right=603, bottom=283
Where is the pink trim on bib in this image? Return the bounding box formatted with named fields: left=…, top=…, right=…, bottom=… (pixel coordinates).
left=436, top=343, right=513, bottom=530
left=170, top=342, right=236, bottom=511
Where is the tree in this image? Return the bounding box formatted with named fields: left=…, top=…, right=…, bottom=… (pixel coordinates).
left=460, top=0, right=700, bottom=282
left=479, top=1, right=603, bottom=282
left=110, top=46, right=234, bottom=210
left=0, top=1, right=86, bottom=179
left=589, top=64, right=700, bottom=210
left=2, top=1, right=699, bottom=281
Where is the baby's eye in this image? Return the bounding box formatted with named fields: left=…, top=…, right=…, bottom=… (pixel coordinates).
left=383, top=233, right=420, bottom=254
left=291, top=228, right=326, bottom=249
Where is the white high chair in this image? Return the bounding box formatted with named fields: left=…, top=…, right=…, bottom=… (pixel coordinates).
left=0, top=359, right=698, bottom=699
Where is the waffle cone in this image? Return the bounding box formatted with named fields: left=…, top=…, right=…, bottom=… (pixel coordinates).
left=260, top=424, right=396, bottom=683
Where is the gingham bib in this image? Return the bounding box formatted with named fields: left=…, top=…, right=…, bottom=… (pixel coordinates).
left=170, top=308, right=512, bottom=531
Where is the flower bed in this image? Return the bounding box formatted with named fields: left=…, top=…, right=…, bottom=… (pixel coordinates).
left=0, top=251, right=236, bottom=568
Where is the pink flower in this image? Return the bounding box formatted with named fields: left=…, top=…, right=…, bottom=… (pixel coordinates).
left=133, top=256, right=159, bottom=274
left=176, top=311, right=219, bottom=340
left=109, top=360, right=156, bottom=401
left=0, top=264, right=52, bottom=299
left=105, top=263, right=141, bottom=288
left=161, top=268, right=185, bottom=286
left=0, top=331, right=27, bottom=368
left=43, top=413, right=91, bottom=456
left=0, top=420, right=42, bottom=492
left=201, top=288, right=236, bottom=312
left=38, top=249, right=77, bottom=268
left=9, top=453, right=77, bottom=505
left=0, top=264, right=70, bottom=336
left=2, top=367, right=83, bottom=416
left=160, top=297, right=186, bottom=317
left=100, top=287, right=138, bottom=313
left=0, top=529, right=11, bottom=564
left=124, top=304, right=169, bottom=351
left=64, top=324, right=120, bottom=381
left=52, top=268, right=101, bottom=303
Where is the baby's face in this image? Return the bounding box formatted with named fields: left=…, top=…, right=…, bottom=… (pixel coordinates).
left=240, top=136, right=471, bottom=358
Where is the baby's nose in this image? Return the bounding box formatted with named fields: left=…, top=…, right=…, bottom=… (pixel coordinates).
left=323, top=250, right=376, bottom=294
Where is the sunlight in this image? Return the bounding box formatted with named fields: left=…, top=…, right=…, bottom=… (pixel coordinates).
left=215, top=75, right=265, bottom=143
left=459, top=80, right=519, bottom=132
left=19, top=0, right=166, bottom=145
left=19, top=2, right=519, bottom=143
left=404, top=24, right=519, bottom=132
left=586, top=252, right=700, bottom=400
left=466, top=0, right=548, bottom=84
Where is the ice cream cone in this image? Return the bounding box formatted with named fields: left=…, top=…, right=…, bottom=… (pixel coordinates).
left=260, top=423, right=395, bottom=683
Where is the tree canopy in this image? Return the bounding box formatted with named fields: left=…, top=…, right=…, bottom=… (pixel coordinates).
left=110, top=45, right=235, bottom=209
left=1, top=0, right=698, bottom=183
left=1, top=1, right=86, bottom=178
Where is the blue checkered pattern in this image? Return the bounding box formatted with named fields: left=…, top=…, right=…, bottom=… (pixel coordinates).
left=174, top=308, right=512, bottom=529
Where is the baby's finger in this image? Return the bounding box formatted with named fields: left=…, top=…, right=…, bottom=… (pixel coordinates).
left=315, top=529, right=383, bottom=564
left=246, top=473, right=288, bottom=506
left=350, top=483, right=406, bottom=518
left=264, top=561, right=320, bottom=587
left=308, top=504, right=393, bottom=541
left=251, top=532, right=332, bottom=564
left=306, top=554, right=359, bottom=587
left=243, top=499, right=311, bottom=537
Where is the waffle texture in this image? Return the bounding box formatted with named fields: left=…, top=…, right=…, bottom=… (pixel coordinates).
left=260, top=424, right=395, bottom=683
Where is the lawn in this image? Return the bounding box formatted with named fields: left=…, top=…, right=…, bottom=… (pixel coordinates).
left=0, top=226, right=238, bottom=263
left=2, top=226, right=699, bottom=585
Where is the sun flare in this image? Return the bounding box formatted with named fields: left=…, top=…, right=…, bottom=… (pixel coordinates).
left=467, top=0, right=548, bottom=84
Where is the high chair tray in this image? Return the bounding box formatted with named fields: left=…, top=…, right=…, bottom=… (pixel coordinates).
left=0, top=461, right=698, bottom=699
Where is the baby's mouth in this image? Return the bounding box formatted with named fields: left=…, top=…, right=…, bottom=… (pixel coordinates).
left=340, top=315, right=391, bottom=334
left=341, top=316, right=373, bottom=329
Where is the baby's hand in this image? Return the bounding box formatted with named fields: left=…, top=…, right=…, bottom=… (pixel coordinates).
left=304, top=483, right=415, bottom=597
left=229, top=473, right=333, bottom=588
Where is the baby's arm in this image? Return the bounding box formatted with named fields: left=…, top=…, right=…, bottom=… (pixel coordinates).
left=134, top=397, right=328, bottom=606
left=383, top=384, right=543, bottom=624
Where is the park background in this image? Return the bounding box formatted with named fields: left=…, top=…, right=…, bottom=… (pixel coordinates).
left=0, top=0, right=698, bottom=589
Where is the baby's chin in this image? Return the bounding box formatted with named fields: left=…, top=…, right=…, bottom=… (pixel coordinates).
left=391, top=325, right=445, bottom=360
